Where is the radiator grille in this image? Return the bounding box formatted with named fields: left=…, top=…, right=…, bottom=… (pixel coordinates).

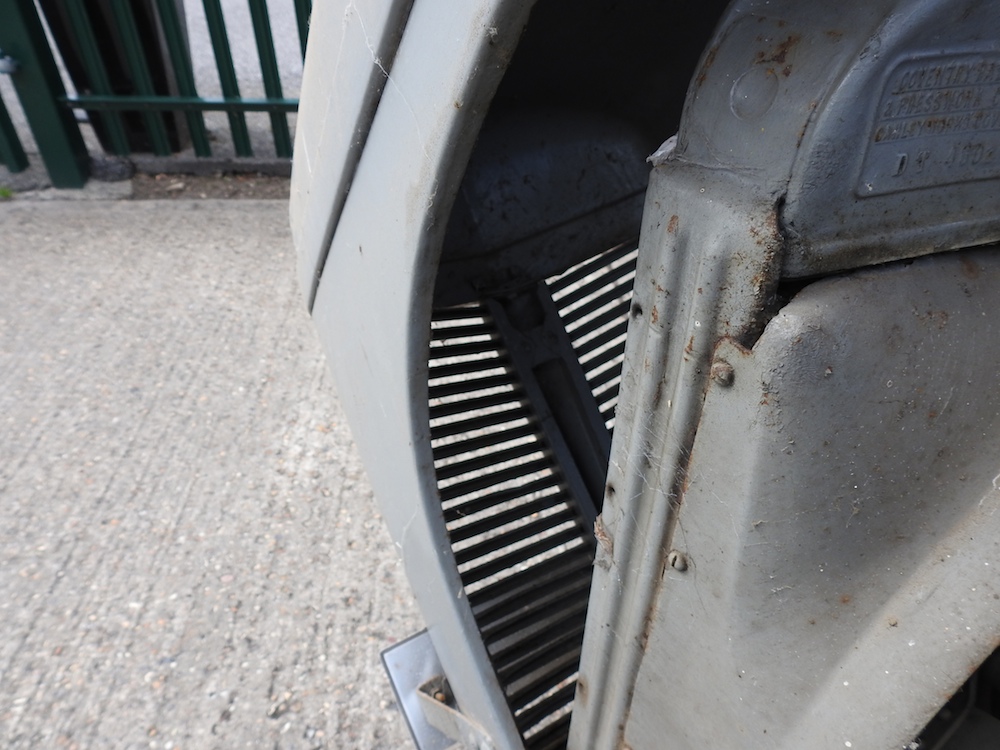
left=549, top=242, right=638, bottom=431
left=428, top=242, right=637, bottom=749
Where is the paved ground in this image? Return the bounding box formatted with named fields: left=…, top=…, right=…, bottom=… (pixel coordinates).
left=0, top=198, right=422, bottom=749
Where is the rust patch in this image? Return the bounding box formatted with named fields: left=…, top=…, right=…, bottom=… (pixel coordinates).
left=651, top=305, right=659, bottom=324
left=685, top=335, right=694, bottom=355
left=696, top=45, right=720, bottom=86
left=667, top=214, right=679, bottom=234
left=594, top=515, right=614, bottom=558
left=840, top=594, right=853, bottom=605
left=755, top=34, right=802, bottom=66
left=826, top=29, right=844, bottom=40
left=960, top=255, right=981, bottom=279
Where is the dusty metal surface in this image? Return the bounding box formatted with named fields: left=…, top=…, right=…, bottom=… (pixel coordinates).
left=382, top=631, right=457, bottom=750
left=625, top=248, right=1000, bottom=749
left=781, top=1, right=1000, bottom=275
left=304, top=0, right=537, bottom=747
left=289, top=0, right=413, bottom=307
left=569, top=157, right=784, bottom=750
left=572, top=1, right=1000, bottom=747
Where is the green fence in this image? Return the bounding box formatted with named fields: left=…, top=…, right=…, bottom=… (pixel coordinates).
left=0, top=0, right=310, bottom=188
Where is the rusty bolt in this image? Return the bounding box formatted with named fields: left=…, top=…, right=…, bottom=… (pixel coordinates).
left=667, top=550, right=688, bottom=572
left=711, top=360, right=735, bottom=386
left=433, top=690, right=447, bottom=703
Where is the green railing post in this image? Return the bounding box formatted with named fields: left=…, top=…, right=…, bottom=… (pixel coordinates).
left=248, top=0, right=292, bottom=158
left=0, top=0, right=88, bottom=187
left=153, top=0, right=212, bottom=157
left=61, top=4, right=131, bottom=156
left=294, top=0, right=312, bottom=61
left=0, top=87, right=29, bottom=173
left=202, top=0, right=253, bottom=156
left=107, top=1, right=173, bottom=156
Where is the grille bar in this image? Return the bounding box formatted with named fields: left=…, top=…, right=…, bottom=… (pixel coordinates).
left=449, top=492, right=569, bottom=544
left=439, top=457, right=555, bottom=503
left=436, top=440, right=546, bottom=483
left=429, top=355, right=511, bottom=380
left=433, top=421, right=537, bottom=461
left=459, top=529, right=585, bottom=587
left=429, top=372, right=516, bottom=400
left=548, top=240, right=636, bottom=295
left=443, top=475, right=562, bottom=522
left=430, top=405, right=531, bottom=441
left=453, top=509, right=578, bottom=566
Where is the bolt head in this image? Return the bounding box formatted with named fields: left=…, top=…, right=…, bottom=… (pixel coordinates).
left=711, top=360, right=735, bottom=386
left=667, top=550, right=688, bottom=572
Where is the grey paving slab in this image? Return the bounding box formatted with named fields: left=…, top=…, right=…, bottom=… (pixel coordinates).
left=0, top=200, right=422, bottom=749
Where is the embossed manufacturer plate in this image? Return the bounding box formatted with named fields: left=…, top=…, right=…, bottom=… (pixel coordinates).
left=858, top=53, right=1000, bottom=196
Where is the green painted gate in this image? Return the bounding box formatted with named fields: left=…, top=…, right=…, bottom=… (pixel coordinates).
left=0, top=0, right=310, bottom=187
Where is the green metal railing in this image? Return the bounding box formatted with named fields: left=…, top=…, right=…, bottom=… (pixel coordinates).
left=0, top=0, right=310, bottom=188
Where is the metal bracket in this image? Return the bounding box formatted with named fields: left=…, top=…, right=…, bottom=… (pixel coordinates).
left=382, top=630, right=495, bottom=750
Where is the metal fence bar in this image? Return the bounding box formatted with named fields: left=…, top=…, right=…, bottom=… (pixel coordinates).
left=0, top=89, right=29, bottom=173
left=294, top=0, right=312, bottom=61
left=0, top=0, right=88, bottom=187
left=153, top=0, right=212, bottom=157
left=65, top=94, right=298, bottom=112
left=107, top=0, right=172, bottom=156
left=61, top=3, right=131, bottom=156
left=201, top=0, right=253, bottom=156
left=247, top=0, right=292, bottom=158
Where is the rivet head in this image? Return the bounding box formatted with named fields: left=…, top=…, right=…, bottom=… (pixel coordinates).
left=667, top=550, right=688, bottom=572
left=711, top=360, right=735, bottom=386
